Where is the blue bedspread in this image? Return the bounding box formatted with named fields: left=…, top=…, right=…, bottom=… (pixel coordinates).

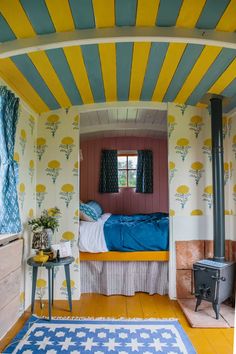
left=104, top=213, right=169, bottom=252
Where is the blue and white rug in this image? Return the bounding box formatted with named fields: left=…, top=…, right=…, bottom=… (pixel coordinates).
left=5, top=316, right=196, bottom=354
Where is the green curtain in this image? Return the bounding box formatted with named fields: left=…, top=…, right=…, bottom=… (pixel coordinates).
left=99, top=150, right=118, bottom=193
left=136, top=150, right=153, bottom=193
left=0, top=86, right=21, bottom=233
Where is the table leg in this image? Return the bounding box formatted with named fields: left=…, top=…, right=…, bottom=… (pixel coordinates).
left=52, top=268, right=54, bottom=306
left=64, top=264, right=72, bottom=312
left=47, top=268, right=52, bottom=321
left=31, top=266, right=38, bottom=313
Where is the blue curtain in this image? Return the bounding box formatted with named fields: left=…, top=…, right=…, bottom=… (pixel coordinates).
left=0, top=86, right=21, bottom=233
left=99, top=150, right=119, bottom=193
left=136, top=150, right=153, bottom=193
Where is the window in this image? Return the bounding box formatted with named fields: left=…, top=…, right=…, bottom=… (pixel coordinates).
left=118, top=153, right=137, bottom=187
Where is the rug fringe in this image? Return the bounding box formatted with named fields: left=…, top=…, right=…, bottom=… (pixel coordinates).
left=37, top=316, right=178, bottom=321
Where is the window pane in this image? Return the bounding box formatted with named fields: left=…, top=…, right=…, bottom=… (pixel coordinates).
left=118, top=170, right=127, bottom=187
left=128, top=155, right=137, bottom=169
left=128, top=170, right=136, bottom=187
left=118, top=156, right=127, bottom=168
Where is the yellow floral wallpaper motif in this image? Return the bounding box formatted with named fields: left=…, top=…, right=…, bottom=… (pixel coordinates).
left=28, top=115, right=35, bottom=135
left=202, top=138, right=212, bottom=162
left=175, top=138, right=191, bottom=161
left=46, top=160, right=61, bottom=183
left=60, top=137, right=75, bottom=160
left=168, top=115, right=176, bottom=138
left=19, top=129, right=26, bottom=155
left=189, top=115, right=204, bottom=138
left=46, top=114, right=61, bottom=137
left=189, top=162, right=204, bottom=185
left=203, top=185, right=213, bottom=209
left=175, top=185, right=191, bottom=209
left=36, top=137, right=47, bottom=161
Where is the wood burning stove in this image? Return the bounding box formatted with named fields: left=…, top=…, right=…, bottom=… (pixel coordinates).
left=193, top=96, right=235, bottom=319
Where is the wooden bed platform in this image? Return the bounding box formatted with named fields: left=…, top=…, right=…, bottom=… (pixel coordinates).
left=80, top=251, right=169, bottom=262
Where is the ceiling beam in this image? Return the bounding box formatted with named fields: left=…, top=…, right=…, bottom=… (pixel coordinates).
left=80, top=122, right=167, bottom=135
left=1, top=27, right=236, bottom=58
left=77, top=101, right=167, bottom=113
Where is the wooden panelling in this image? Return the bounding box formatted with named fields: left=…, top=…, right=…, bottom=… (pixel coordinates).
left=80, top=136, right=168, bottom=214
left=0, top=267, right=21, bottom=312
left=0, top=239, right=23, bottom=278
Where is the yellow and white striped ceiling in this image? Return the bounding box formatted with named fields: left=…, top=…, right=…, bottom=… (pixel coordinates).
left=0, top=0, right=236, bottom=113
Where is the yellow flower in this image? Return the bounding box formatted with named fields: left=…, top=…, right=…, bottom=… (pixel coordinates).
left=29, top=160, right=34, bottom=169
left=37, top=279, right=47, bottom=288
left=204, top=185, right=213, bottom=194
left=61, top=184, right=74, bottom=193
left=74, top=209, right=79, bottom=217
left=169, top=209, right=175, bottom=216
left=61, top=137, right=74, bottom=145
left=168, top=115, right=175, bottom=124
left=20, top=129, right=26, bottom=140
left=191, top=209, right=203, bottom=216
left=47, top=114, right=59, bottom=123
left=37, top=137, right=46, bottom=146
left=74, top=115, right=80, bottom=124
left=204, top=138, right=212, bottom=147
left=191, top=162, right=203, bottom=170
left=74, top=161, right=79, bottom=169
left=176, top=138, right=189, bottom=147
left=224, top=162, right=229, bottom=171
left=48, top=160, right=61, bottom=169
left=233, top=135, right=236, bottom=144
left=62, top=280, right=75, bottom=288
left=14, top=152, right=20, bottom=163
left=19, top=183, right=25, bottom=193
left=176, top=185, right=189, bottom=194
left=191, top=115, right=203, bottom=124
left=169, top=161, right=175, bottom=170
left=36, top=184, right=46, bottom=193
left=62, top=231, right=75, bottom=241
left=28, top=208, right=34, bottom=218
left=224, top=210, right=231, bottom=215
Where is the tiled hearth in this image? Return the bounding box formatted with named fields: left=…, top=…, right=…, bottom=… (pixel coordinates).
left=176, top=240, right=236, bottom=299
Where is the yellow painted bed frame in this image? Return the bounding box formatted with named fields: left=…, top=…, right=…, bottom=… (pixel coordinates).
left=80, top=251, right=169, bottom=262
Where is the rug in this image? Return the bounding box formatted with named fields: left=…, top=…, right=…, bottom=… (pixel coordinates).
left=5, top=316, right=196, bottom=354
left=178, top=299, right=235, bottom=328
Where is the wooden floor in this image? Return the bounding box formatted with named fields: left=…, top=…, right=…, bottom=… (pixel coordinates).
left=0, top=293, right=234, bottom=354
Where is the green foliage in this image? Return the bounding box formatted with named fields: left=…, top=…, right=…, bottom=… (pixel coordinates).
left=28, top=207, right=60, bottom=233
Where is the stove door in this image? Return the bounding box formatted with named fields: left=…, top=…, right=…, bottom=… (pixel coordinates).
left=193, top=266, right=219, bottom=302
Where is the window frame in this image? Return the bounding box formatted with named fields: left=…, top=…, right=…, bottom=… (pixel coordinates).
left=118, top=152, right=137, bottom=188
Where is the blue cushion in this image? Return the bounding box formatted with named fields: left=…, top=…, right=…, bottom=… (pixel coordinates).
left=80, top=202, right=98, bottom=222
left=87, top=200, right=103, bottom=218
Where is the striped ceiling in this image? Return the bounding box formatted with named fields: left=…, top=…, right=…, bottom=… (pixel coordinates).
left=0, top=0, right=236, bottom=113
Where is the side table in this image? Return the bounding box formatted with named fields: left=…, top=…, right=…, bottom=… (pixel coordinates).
left=27, top=256, right=74, bottom=320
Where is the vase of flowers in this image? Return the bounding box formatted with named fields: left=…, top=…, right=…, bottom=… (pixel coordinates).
left=28, top=207, right=60, bottom=250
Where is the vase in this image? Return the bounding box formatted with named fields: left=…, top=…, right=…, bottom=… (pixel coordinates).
left=32, top=228, right=53, bottom=250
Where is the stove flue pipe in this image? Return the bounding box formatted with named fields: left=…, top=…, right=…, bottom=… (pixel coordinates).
left=210, top=97, right=225, bottom=262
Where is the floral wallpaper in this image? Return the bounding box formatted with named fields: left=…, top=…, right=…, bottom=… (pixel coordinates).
left=14, top=104, right=37, bottom=313
left=168, top=102, right=235, bottom=241
left=35, top=107, right=80, bottom=301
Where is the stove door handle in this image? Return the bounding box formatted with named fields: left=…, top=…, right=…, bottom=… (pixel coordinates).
left=211, top=275, right=226, bottom=281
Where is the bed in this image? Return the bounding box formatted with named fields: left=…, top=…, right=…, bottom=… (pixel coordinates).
left=79, top=212, right=169, bottom=296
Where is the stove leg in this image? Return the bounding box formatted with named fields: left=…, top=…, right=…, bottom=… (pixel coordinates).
left=213, top=303, right=220, bottom=320
left=195, top=297, right=202, bottom=312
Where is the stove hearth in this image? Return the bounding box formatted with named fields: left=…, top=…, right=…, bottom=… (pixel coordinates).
left=193, top=259, right=235, bottom=319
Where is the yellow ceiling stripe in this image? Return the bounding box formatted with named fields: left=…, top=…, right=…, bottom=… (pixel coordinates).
left=174, top=46, right=222, bottom=104
left=45, top=0, right=75, bottom=32
left=216, top=0, right=236, bottom=32
left=93, top=0, right=115, bottom=28
left=176, top=0, right=206, bottom=28
left=129, top=42, right=151, bottom=101
left=64, top=46, right=94, bottom=104
left=0, top=0, right=35, bottom=38
left=0, top=58, right=48, bottom=113
left=136, top=0, right=160, bottom=26
left=99, top=43, right=117, bottom=102
left=28, top=51, right=71, bottom=108
left=208, top=58, right=236, bottom=94
left=152, top=43, right=186, bottom=102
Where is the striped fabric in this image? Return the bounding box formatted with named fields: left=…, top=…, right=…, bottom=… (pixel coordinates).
left=80, top=261, right=168, bottom=296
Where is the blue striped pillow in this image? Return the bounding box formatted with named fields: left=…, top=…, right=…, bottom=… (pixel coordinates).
left=87, top=200, right=103, bottom=218
left=80, top=202, right=98, bottom=222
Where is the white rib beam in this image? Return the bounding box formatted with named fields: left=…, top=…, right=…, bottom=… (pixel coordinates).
left=1, top=27, right=236, bottom=58
left=80, top=122, right=167, bottom=135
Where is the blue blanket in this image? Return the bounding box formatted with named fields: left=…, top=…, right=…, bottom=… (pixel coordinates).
left=104, top=213, right=169, bottom=252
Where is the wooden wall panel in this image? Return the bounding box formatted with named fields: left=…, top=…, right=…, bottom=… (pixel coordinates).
left=80, top=136, right=168, bottom=214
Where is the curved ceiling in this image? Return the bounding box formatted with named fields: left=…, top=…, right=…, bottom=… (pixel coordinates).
left=0, top=0, right=236, bottom=113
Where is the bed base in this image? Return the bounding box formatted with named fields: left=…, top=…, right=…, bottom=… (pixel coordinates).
left=80, top=251, right=169, bottom=262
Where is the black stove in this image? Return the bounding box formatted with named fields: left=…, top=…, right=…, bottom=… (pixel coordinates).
left=193, top=259, right=235, bottom=319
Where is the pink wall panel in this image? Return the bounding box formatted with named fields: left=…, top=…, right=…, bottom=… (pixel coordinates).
left=80, top=136, right=169, bottom=214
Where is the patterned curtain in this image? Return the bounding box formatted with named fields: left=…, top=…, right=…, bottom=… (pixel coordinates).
left=136, top=150, right=153, bottom=193
left=0, top=86, right=21, bottom=233
left=99, top=150, right=118, bottom=193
